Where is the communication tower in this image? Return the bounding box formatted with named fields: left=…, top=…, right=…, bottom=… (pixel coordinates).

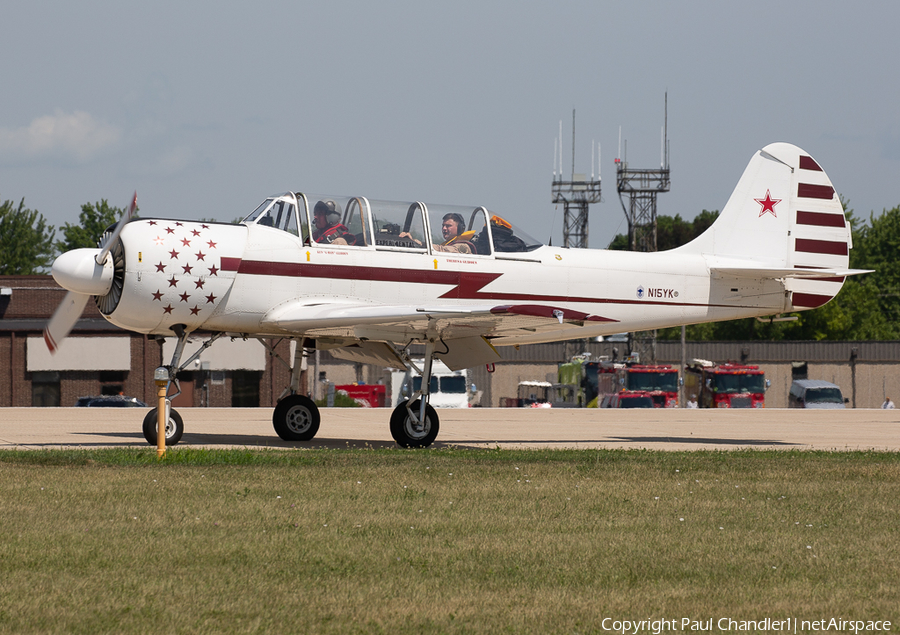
left=615, top=95, right=671, bottom=361
left=615, top=95, right=670, bottom=252
left=552, top=110, right=601, bottom=248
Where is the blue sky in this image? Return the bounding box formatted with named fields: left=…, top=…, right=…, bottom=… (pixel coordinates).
left=2, top=1, right=898, bottom=249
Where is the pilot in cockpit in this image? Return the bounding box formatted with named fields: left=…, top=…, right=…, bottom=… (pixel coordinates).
left=312, top=199, right=355, bottom=245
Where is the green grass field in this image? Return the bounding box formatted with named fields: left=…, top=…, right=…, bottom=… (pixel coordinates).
left=1, top=448, right=898, bottom=634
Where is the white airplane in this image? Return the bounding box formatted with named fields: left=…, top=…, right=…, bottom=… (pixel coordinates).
left=44, top=142, right=869, bottom=447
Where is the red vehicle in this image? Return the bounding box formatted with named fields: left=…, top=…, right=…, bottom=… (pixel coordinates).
left=599, top=390, right=655, bottom=409
left=586, top=361, right=680, bottom=408
left=683, top=360, right=768, bottom=408
left=335, top=384, right=387, bottom=408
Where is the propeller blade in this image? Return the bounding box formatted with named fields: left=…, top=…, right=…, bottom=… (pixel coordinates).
left=95, top=191, right=137, bottom=266
left=43, top=291, right=90, bottom=354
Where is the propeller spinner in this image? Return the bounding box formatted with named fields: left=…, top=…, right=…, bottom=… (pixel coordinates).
left=43, top=193, right=137, bottom=353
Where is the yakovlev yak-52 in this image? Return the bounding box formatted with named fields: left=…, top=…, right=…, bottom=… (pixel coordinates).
left=45, top=143, right=868, bottom=447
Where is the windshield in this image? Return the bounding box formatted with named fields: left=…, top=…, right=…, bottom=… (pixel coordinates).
left=619, top=396, right=654, bottom=408
left=440, top=376, right=467, bottom=394
left=243, top=199, right=273, bottom=223
left=474, top=214, right=543, bottom=254
left=626, top=371, right=678, bottom=392
left=805, top=387, right=843, bottom=404
left=241, top=196, right=299, bottom=236
left=711, top=374, right=766, bottom=394
left=412, top=375, right=467, bottom=394
left=412, top=377, right=439, bottom=393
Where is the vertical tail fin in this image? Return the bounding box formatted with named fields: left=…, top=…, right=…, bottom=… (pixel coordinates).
left=677, top=142, right=856, bottom=311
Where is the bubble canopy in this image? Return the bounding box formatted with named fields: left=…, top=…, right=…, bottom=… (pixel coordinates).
left=242, top=193, right=543, bottom=255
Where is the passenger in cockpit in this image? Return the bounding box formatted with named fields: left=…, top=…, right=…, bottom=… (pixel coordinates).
left=434, top=213, right=475, bottom=254
left=399, top=212, right=474, bottom=253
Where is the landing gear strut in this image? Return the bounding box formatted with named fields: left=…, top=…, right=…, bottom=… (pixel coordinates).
left=390, top=399, right=439, bottom=448
left=271, top=341, right=321, bottom=441
left=390, top=340, right=440, bottom=448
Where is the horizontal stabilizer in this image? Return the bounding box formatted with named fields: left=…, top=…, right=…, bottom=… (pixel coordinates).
left=711, top=266, right=873, bottom=280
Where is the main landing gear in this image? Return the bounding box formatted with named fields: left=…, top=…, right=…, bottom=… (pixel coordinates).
left=388, top=344, right=440, bottom=448
left=140, top=330, right=441, bottom=449
left=269, top=339, right=440, bottom=448
left=270, top=342, right=320, bottom=441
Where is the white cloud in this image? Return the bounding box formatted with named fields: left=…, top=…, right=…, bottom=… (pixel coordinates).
left=0, top=110, right=121, bottom=163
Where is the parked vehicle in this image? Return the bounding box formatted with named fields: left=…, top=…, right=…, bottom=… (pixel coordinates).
left=558, top=356, right=679, bottom=408
left=684, top=359, right=768, bottom=408
left=335, top=384, right=387, bottom=408
left=75, top=395, right=147, bottom=407
left=398, top=359, right=472, bottom=408
left=788, top=379, right=846, bottom=409
left=599, top=391, right=655, bottom=409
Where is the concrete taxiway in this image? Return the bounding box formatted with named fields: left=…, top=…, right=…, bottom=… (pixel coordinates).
left=1, top=407, right=898, bottom=451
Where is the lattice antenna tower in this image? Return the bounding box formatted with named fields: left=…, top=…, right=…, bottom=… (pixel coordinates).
left=615, top=94, right=671, bottom=362
left=552, top=110, right=601, bottom=248
left=615, top=94, right=671, bottom=252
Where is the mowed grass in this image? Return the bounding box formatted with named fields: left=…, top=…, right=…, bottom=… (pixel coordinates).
left=1, top=448, right=898, bottom=634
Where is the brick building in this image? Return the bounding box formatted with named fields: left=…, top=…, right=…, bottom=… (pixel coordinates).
left=1, top=276, right=304, bottom=408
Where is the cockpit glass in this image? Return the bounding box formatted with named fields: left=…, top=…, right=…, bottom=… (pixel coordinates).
left=242, top=196, right=299, bottom=236
left=483, top=213, right=543, bottom=253
left=242, top=199, right=273, bottom=224
left=370, top=200, right=427, bottom=251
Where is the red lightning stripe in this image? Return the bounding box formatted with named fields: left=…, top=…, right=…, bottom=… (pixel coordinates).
left=220, top=258, right=705, bottom=308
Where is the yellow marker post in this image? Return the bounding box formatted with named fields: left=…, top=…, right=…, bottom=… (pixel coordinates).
left=154, top=367, right=169, bottom=459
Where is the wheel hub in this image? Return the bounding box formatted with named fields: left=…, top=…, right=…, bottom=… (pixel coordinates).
left=286, top=405, right=312, bottom=433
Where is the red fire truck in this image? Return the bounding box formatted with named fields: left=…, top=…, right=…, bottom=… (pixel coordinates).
left=582, top=360, right=680, bottom=408
left=683, top=359, right=768, bottom=408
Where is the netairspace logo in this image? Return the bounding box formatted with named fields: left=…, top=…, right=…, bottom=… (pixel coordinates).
left=599, top=618, right=892, bottom=635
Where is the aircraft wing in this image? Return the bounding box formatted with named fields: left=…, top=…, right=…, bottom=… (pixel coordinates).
left=261, top=301, right=617, bottom=369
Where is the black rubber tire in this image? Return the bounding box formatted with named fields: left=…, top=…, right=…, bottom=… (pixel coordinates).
left=390, top=399, right=439, bottom=448
left=142, top=407, right=184, bottom=446
left=273, top=394, right=320, bottom=441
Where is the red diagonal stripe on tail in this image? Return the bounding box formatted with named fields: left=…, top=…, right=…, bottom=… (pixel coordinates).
left=796, top=211, right=846, bottom=228
left=798, top=183, right=835, bottom=199
left=792, top=292, right=834, bottom=308
left=795, top=238, right=847, bottom=256
left=799, top=156, right=823, bottom=171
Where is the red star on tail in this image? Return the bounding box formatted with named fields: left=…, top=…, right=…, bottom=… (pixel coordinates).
left=755, top=189, right=781, bottom=217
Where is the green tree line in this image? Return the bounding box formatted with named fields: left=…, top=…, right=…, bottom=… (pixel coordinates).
left=0, top=197, right=126, bottom=275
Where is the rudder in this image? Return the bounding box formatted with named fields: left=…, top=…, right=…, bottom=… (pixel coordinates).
left=677, top=142, right=852, bottom=311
